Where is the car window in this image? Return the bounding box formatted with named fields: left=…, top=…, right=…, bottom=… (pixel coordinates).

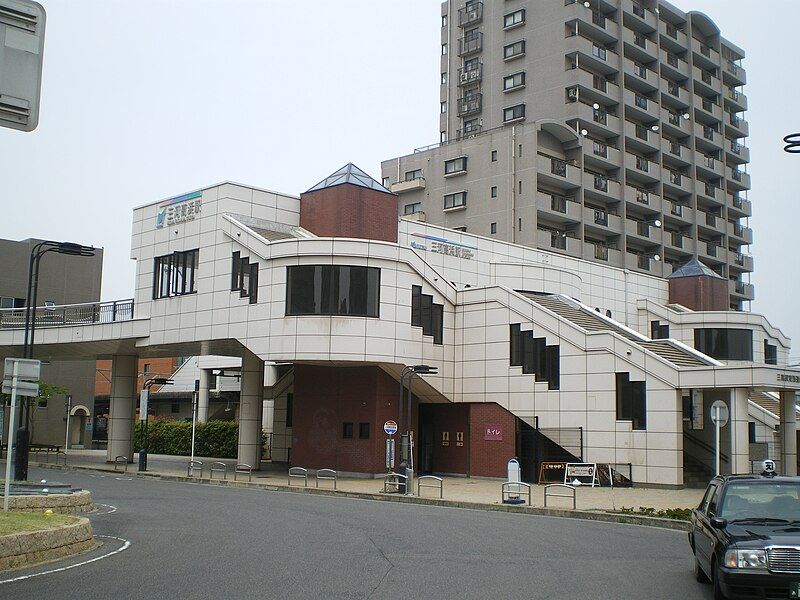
left=707, top=485, right=721, bottom=516
left=699, top=484, right=717, bottom=514
left=719, top=482, right=800, bottom=521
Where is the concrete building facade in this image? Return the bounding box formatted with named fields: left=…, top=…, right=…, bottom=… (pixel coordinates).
left=382, top=0, right=752, bottom=309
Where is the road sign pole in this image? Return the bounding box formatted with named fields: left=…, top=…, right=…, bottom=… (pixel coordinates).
left=190, top=390, right=198, bottom=464
left=714, top=405, right=721, bottom=476
left=4, top=362, right=19, bottom=511
left=64, top=394, right=72, bottom=451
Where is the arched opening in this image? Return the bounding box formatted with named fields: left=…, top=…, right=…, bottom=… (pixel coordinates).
left=68, top=405, right=91, bottom=449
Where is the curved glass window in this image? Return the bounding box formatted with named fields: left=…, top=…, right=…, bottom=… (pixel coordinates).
left=286, top=265, right=380, bottom=317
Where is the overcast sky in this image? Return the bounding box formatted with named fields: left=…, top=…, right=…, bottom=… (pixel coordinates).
left=1, top=0, right=797, bottom=356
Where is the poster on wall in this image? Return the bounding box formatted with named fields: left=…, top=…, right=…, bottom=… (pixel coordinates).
left=484, top=424, right=503, bottom=441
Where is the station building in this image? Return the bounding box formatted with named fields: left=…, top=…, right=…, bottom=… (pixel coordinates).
left=0, top=164, right=797, bottom=487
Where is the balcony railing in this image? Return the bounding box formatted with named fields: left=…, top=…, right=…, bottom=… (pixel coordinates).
left=592, top=10, right=606, bottom=28
left=635, top=156, right=649, bottom=171
left=457, top=94, right=482, bottom=116
left=636, top=221, right=650, bottom=237
left=732, top=194, right=743, bottom=209
left=592, top=140, right=608, bottom=157
left=456, top=124, right=481, bottom=139
left=0, top=299, right=135, bottom=330
left=594, top=209, right=608, bottom=226
left=551, top=157, right=568, bottom=177
left=594, top=244, right=609, bottom=261
left=670, top=231, right=683, bottom=247
left=666, top=23, right=678, bottom=39
left=593, top=175, right=609, bottom=192
left=704, top=182, right=716, bottom=197
left=637, top=254, right=650, bottom=270
left=458, top=61, right=482, bottom=86
left=550, top=194, right=569, bottom=213
left=669, top=141, right=681, bottom=156
left=632, top=2, right=645, bottom=18
left=458, top=2, right=483, bottom=27
left=593, top=108, right=608, bottom=125
left=593, top=74, right=608, bottom=92
left=703, top=126, right=715, bottom=141
left=731, top=169, right=743, bottom=182
left=458, top=31, right=483, bottom=56
left=669, top=202, right=683, bottom=217
left=668, top=170, right=682, bottom=185
left=635, top=189, right=649, bottom=204
left=704, top=212, right=716, bottom=227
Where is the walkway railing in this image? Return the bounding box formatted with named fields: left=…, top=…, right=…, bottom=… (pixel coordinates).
left=0, top=298, right=135, bottom=330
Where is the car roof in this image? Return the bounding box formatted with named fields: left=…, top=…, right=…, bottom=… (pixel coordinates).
left=718, top=475, right=800, bottom=484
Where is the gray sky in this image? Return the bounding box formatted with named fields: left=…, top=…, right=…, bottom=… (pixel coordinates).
left=1, top=0, right=798, bottom=355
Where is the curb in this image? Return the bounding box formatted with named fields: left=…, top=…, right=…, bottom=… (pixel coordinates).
left=0, top=517, right=94, bottom=571
left=34, top=461, right=691, bottom=532
left=1, top=490, right=94, bottom=514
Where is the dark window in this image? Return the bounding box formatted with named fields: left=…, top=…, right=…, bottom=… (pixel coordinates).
left=546, top=345, right=560, bottom=390
left=616, top=372, right=647, bottom=430
left=444, top=156, right=467, bottom=174
left=510, top=324, right=523, bottom=366
left=764, top=340, right=778, bottom=365
left=153, top=249, right=199, bottom=299
left=444, top=192, right=467, bottom=209
left=286, top=265, right=380, bottom=317
left=503, top=104, right=525, bottom=122
left=650, top=320, right=669, bottom=340
left=404, top=202, right=421, bottom=215
left=748, top=421, right=757, bottom=443
left=421, top=293, right=433, bottom=336
left=490, top=222, right=497, bottom=234
left=411, top=286, right=443, bottom=345
left=143, top=363, right=151, bottom=374
left=171, top=402, right=180, bottom=414
left=503, top=71, right=525, bottom=90
left=491, top=186, right=497, bottom=198
left=232, top=252, right=259, bottom=304
left=411, top=285, right=422, bottom=327
left=342, top=422, right=354, bottom=439
left=432, top=304, right=444, bottom=345
left=503, top=40, right=525, bottom=60
left=491, top=150, right=498, bottom=162
left=359, top=422, right=370, bottom=439
left=231, top=251, right=241, bottom=290
left=285, top=393, right=293, bottom=428
left=694, top=328, right=753, bottom=361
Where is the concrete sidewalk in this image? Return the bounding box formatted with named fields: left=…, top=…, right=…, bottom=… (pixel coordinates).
left=45, top=450, right=704, bottom=512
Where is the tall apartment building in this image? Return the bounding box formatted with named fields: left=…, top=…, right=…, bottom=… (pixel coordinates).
left=381, top=0, right=753, bottom=309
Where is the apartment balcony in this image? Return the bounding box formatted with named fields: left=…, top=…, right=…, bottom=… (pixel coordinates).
left=690, top=37, right=720, bottom=69
left=458, top=31, right=483, bottom=56
left=700, top=241, right=727, bottom=265
left=625, top=185, right=661, bottom=213
left=727, top=193, right=752, bottom=218
left=694, top=122, right=723, bottom=151
left=665, top=230, right=695, bottom=253
left=623, top=58, right=658, bottom=93
left=660, top=107, right=691, bottom=138
left=727, top=167, right=751, bottom=192
left=457, top=61, right=482, bottom=87
left=566, top=34, right=620, bottom=74
left=661, top=139, right=692, bottom=168
left=536, top=191, right=582, bottom=223
left=660, top=78, right=690, bottom=110
left=537, top=153, right=581, bottom=190
left=537, top=229, right=582, bottom=257
left=624, top=89, right=659, bottom=122
left=694, top=95, right=723, bottom=125
left=569, top=102, right=622, bottom=137
left=625, top=252, right=663, bottom=275
left=390, top=177, right=426, bottom=194
left=565, top=2, right=618, bottom=45
left=723, top=60, right=747, bottom=87
left=664, top=200, right=693, bottom=226
left=725, top=139, right=750, bottom=165
left=727, top=221, right=753, bottom=245
left=693, top=66, right=722, bottom=96
left=697, top=210, right=721, bottom=234
left=583, top=205, right=622, bottom=234
left=624, top=152, right=661, bottom=184
left=458, top=1, right=483, bottom=27
left=660, top=49, right=690, bottom=80
left=583, top=136, right=621, bottom=168
left=624, top=119, right=660, bottom=153
left=625, top=218, right=663, bottom=244
left=622, top=27, right=658, bottom=63
left=622, top=0, right=657, bottom=31
left=457, top=94, right=482, bottom=117
left=730, top=252, right=754, bottom=273
left=696, top=154, right=724, bottom=179
left=658, top=20, right=689, bottom=52
left=724, top=87, right=748, bottom=112
left=583, top=171, right=622, bottom=202
left=725, top=113, right=749, bottom=138
left=663, top=169, right=692, bottom=196
left=696, top=182, right=724, bottom=209
left=567, top=68, right=621, bottom=106
left=584, top=242, right=623, bottom=266
left=729, top=279, right=755, bottom=301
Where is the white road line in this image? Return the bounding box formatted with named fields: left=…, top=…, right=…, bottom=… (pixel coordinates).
left=0, top=535, right=131, bottom=584
left=89, top=503, right=118, bottom=515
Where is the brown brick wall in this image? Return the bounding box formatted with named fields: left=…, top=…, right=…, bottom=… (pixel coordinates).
left=299, top=184, right=398, bottom=243
left=95, top=357, right=180, bottom=397
left=468, top=403, right=518, bottom=478
left=668, top=276, right=729, bottom=311
left=419, top=404, right=469, bottom=475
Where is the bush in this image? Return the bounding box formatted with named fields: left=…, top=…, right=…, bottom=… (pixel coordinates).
left=134, top=419, right=238, bottom=458
left=619, top=506, right=692, bottom=521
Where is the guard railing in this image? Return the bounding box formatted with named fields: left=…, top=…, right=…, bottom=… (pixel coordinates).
left=288, top=467, right=308, bottom=487
left=383, top=472, right=408, bottom=494
left=315, top=469, right=337, bottom=489
left=417, top=475, right=443, bottom=499
left=210, top=462, right=227, bottom=480
left=501, top=481, right=532, bottom=505
left=187, top=460, right=204, bottom=478
left=0, top=298, right=135, bottom=330
left=234, top=463, right=253, bottom=482
left=114, top=456, right=128, bottom=472
left=544, top=484, right=577, bottom=509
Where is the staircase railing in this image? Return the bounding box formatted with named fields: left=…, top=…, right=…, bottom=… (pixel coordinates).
left=684, top=431, right=729, bottom=465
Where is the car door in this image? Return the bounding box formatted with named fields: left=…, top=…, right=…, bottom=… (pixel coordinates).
left=694, top=482, right=718, bottom=571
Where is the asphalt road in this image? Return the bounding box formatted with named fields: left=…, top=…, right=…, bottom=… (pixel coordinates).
left=1, top=466, right=713, bottom=600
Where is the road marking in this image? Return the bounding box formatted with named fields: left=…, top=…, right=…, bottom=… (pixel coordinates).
left=0, top=535, right=131, bottom=584
left=114, top=477, right=132, bottom=481
left=88, top=503, right=117, bottom=515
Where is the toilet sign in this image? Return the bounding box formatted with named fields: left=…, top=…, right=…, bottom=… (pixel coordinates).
left=383, top=420, right=398, bottom=436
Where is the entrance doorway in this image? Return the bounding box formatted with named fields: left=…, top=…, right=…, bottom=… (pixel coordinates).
left=68, top=405, right=90, bottom=449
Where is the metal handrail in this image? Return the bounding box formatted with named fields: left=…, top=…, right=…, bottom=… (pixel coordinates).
left=501, top=481, right=532, bottom=505
left=288, top=467, right=308, bottom=487
left=187, top=460, right=204, bottom=477
left=0, top=298, right=135, bottom=330
left=383, top=472, right=408, bottom=494
left=210, top=462, right=227, bottom=480
left=684, top=432, right=729, bottom=463
left=114, top=455, right=128, bottom=472
left=234, top=463, right=252, bottom=482
left=417, top=475, right=443, bottom=499
left=544, top=484, right=577, bottom=509
left=315, top=468, right=337, bottom=489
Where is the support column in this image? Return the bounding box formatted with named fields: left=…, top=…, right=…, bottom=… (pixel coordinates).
left=238, top=350, right=264, bottom=470
left=197, top=369, right=210, bottom=424
left=781, top=390, right=798, bottom=476
left=729, top=388, right=750, bottom=475
left=106, top=355, right=137, bottom=463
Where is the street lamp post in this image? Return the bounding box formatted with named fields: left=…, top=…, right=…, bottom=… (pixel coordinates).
left=397, top=364, right=438, bottom=494
left=15, top=240, right=95, bottom=481
left=139, top=377, right=172, bottom=472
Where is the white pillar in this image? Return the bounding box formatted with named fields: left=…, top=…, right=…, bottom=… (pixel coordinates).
left=197, top=368, right=210, bottom=423
left=729, top=388, right=750, bottom=475
left=781, top=390, right=798, bottom=476
left=238, top=350, right=264, bottom=469
left=106, top=355, right=137, bottom=463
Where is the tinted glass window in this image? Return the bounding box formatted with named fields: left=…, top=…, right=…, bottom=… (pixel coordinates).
left=719, top=482, right=800, bottom=521
left=694, top=328, right=753, bottom=360
left=286, top=265, right=380, bottom=317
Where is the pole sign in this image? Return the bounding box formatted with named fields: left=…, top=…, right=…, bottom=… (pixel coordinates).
left=383, top=420, right=398, bottom=436
left=385, top=438, right=395, bottom=469
left=139, top=389, right=149, bottom=421
left=710, top=400, right=729, bottom=427
left=2, top=358, right=40, bottom=397
left=565, top=463, right=597, bottom=487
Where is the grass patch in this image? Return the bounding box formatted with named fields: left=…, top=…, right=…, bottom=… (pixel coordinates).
left=0, top=511, right=77, bottom=536
left=618, top=506, right=692, bottom=521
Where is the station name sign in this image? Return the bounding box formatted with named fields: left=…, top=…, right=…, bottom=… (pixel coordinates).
left=156, top=190, right=202, bottom=229
left=410, top=232, right=477, bottom=260
left=778, top=373, right=800, bottom=384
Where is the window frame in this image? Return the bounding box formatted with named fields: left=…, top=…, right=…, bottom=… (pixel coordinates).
left=503, top=103, right=526, bottom=123
left=503, top=8, right=525, bottom=29
left=152, top=249, right=199, bottom=299
left=443, top=191, right=467, bottom=210
left=503, top=71, right=526, bottom=92
left=503, top=40, right=526, bottom=60
left=444, top=156, right=468, bottom=175
left=285, top=265, right=381, bottom=318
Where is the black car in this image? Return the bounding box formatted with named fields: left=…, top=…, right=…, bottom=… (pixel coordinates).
left=690, top=473, right=800, bottom=599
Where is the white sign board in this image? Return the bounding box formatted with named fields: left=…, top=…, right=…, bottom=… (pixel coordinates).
left=383, top=420, right=398, bottom=436
left=565, top=463, right=597, bottom=487
left=139, top=389, right=149, bottom=421
left=710, top=400, right=729, bottom=427
left=385, top=438, right=395, bottom=469
left=2, top=358, right=41, bottom=397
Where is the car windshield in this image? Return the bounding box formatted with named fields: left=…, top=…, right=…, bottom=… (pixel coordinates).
left=719, top=482, right=800, bottom=522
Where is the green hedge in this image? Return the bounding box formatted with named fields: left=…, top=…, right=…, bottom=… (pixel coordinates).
left=134, top=419, right=238, bottom=458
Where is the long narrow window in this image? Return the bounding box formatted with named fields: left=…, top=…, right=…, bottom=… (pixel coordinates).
left=231, top=252, right=259, bottom=304
left=616, top=373, right=647, bottom=430
left=153, top=249, right=199, bottom=299
left=286, top=265, right=380, bottom=317
left=411, top=286, right=443, bottom=345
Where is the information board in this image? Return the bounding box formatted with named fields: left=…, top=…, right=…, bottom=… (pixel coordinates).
left=564, top=463, right=597, bottom=487
left=538, top=461, right=567, bottom=484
